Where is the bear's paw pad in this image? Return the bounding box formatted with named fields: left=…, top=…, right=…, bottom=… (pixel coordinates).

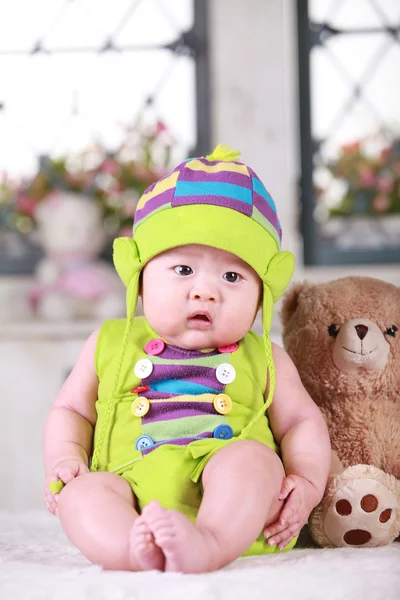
left=323, top=478, right=398, bottom=547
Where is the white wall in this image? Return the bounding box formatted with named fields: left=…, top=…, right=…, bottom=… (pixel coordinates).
left=208, top=0, right=300, bottom=262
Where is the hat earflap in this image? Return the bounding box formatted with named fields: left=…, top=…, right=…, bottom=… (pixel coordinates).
left=91, top=238, right=142, bottom=471
left=240, top=251, right=294, bottom=439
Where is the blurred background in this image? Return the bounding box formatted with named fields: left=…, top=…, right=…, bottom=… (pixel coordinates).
left=0, top=0, right=399, bottom=510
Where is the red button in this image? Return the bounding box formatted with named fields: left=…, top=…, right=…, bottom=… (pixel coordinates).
left=130, top=385, right=150, bottom=394
left=218, top=343, right=239, bottom=353
left=144, top=338, right=165, bottom=356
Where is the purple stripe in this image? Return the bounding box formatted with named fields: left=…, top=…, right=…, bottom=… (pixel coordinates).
left=171, top=194, right=252, bottom=216
left=158, top=346, right=219, bottom=360
left=142, top=401, right=215, bottom=424
left=179, top=168, right=251, bottom=188
left=135, top=188, right=174, bottom=222
left=144, top=391, right=180, bottom=400
left=143, top=364, right=223, bottom=391
left=142, top=431, right=213, bottom=455
left=253, top=191, right=281, bottom=234
left=246, top=167, right=282, bottom=238
left=246, top=166, right=260, bottom=180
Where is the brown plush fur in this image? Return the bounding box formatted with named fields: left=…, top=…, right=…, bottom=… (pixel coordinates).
left=281, top=276, right=400, bottom=479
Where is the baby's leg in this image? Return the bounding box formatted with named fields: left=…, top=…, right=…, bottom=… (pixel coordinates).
left=197, top=440, right=285, bottom=565
left=132, top=441, right=284, bottom=573
left=57, top=471, right=155, bottom=571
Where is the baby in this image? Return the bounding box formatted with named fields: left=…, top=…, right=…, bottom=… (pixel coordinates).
left=43, top=145, right=331, bottom=573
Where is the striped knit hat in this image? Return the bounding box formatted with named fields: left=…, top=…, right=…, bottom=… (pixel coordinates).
left=113, top=145, right=295, bottom=424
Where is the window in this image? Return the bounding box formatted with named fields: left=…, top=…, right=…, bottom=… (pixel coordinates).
left=297, top=0, right=400, bottom=265
left=0, top=0, right=210, bottom=273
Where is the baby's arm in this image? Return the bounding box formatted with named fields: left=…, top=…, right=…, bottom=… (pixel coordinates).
left=264, top=343, right=331, bottom=547
left=43, top=329, right=99, bottom=514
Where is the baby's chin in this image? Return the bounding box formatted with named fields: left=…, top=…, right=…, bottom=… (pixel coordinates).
left=164, top=332, right=217, bottom=351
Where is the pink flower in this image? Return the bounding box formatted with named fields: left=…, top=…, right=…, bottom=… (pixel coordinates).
left=358, top=166, right=375, bottom=187
left=377, top=175, right=393, bottom=193
left=101, top=159, right=119, bottom=176
left=156, top=120, right=168, bottom=134
left=15, top=195, right=37, bottom=218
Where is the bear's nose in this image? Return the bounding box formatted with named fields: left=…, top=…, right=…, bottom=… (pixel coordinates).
left=355, top=324, right=368, bottom=340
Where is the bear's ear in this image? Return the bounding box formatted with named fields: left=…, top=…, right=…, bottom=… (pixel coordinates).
left=280, top=281, right=312, bottom=327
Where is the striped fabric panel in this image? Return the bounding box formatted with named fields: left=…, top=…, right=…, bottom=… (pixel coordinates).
left=251, top=177, right=277, bottom=212
left=179, top=163, right=252, bottom=189
left=149, top=379, right=220, bottom=395
left=143, top=413, right=225, bottom=441
left=252, top=206, right=281, bottom=247
left=172, top=194, right=253, bottom=216
left=142, top=400, right=216, bottom=424
left=141, top=431, right=213, bottom=456
left=252, top=192, right=281, bottom=242
left=145, top=390, right=216, bottom=400
left=174, top=180, right=252, bottom=204
left=184, top=158, right=250, bottom=176
left=134, top=190, right=173, bottom=223
left=136, top=171, right=179, bottom=210
left=143, top=363, right=223, bottom=391
left=151, top=346, right=220, bottom=361
left=150, top=351, right=228, bottom=369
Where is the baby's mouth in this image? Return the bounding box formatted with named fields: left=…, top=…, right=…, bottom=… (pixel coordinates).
left=187, top=311, right=212, bottom=328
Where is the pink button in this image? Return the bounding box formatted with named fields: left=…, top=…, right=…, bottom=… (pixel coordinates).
left=145, top=338, right=165, bottom=356
left=218, top=343, right=239, bottom=354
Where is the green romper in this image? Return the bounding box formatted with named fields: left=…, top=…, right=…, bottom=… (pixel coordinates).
left=92, top=316, right=296, bottom=555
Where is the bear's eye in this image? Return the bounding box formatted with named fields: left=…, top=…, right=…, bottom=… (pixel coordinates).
left=385, top=325, right=398, bottom=338
left=328, top=324, right=339, bottom=338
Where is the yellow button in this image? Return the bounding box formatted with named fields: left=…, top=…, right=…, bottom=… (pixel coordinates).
left=213, top=394, right=232, bottom=415
left=132, top=396, right=150, bottom=417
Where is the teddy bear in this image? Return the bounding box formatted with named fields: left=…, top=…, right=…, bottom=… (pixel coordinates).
left=280, top=276, right=400, bottom=548
left=29, top=191, right=125, bottom=321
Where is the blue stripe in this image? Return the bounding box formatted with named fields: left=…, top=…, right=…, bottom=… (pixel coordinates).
left=174, top=180, right=252, bottom=204
left=149, top=379, right=219, bottom=395
left=252, top=178, right=277, bottom=212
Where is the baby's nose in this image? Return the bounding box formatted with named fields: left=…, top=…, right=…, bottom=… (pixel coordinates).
left=192, top=290, right=216, bottom=302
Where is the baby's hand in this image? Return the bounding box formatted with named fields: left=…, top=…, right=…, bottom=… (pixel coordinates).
left=264, top=474, right=321, bottom=550
left=44, top=459, right=89, bottom=516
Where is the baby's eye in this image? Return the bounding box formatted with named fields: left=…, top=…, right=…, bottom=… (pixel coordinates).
left=174, top=265, right=193, bottom=276
left=223, top=272, right=241, bottom=283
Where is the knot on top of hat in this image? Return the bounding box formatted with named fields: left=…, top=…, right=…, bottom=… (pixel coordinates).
left=206, top=144, right=241, bottom=163
left=262, top=251, right=295, bottom=303
left=113, top=237, right=142, bottom=287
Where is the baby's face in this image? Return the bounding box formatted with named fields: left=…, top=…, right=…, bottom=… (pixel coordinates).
left=141, top=244, right=261, bottom=350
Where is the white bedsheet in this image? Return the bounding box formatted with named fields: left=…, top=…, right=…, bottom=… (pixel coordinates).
left=1, top=511, right=399, bottom=600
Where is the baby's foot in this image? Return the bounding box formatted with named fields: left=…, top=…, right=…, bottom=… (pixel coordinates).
left=130, top=514, right=165, bottom=571
left=137, top=500, right=218, bottom=573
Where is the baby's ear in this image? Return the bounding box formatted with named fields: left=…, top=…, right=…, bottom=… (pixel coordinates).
left=280, top=281, right=312, bottom=328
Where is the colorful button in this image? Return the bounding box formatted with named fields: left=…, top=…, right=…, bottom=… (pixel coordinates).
left=130, top=385, right=150, bottom=394
left=215, top=363, right=236, bottom=384
left=132, top=396, right=150, bottom=417
left=134, top=358, right=153, bottom=379
left=213, top=424, right=233, bottom=440
left=213, top=394, right=232, bottom=415
left=135, top=435, right=154, bottom=451
left=145, top=338, right=165, bottom=356
left=218, top=343, right=239, bottom=354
